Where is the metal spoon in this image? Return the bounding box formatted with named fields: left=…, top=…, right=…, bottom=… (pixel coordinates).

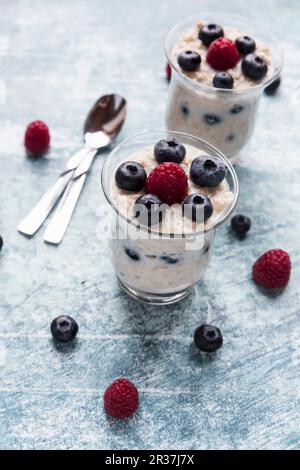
left=18, top=94, right=127, bottom=237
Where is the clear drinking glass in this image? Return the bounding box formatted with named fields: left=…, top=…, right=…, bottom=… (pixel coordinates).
left=165, top=13, right=283, bottom=162
left=101, top=131, right=239, bottom=305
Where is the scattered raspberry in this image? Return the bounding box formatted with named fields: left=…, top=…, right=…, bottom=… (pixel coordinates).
left=24, top=120, right=50, bottom=155
left=166, top=63, right=172, bottom=82
left=104, top=378, right=139, bottom=419
left=252, top=249, right=291, bottom=289
left=207, top=38, right=240, bottom=71
left=145, top=162, right=188, bottom=205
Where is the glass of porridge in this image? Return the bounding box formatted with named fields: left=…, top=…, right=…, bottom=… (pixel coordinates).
left=101, top=131, right=239, bottom=305
left=165, top=13, right=283, bottom=162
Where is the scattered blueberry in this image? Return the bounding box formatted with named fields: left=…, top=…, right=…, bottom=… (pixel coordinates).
left=194, top=324, right=223, bottom=353
left=183, top=194, right=214, bottom=222
left=125, top=247, right=140, bottom=261
left=235, top=36, right=256, bottom=55
left=213, top=72, right=234, bottom=89
left=230, top=104, right=244, bottom=114
left=115, top=161, right=147, bottom=192
left=0, top=236, right=3, bottom=251
left=199, top=24, right=224, bottom=47
left=160, top=255, right=179, bottom=264
left=264, top=77, right=281, bottom=96
left=134, top=194, right=165, bottom=226
left=231, top=214, right=251, bottom=237
left=242, top=54, right=268, bottom=81
left=227, top=134, right=235, bottom=142
left=204, top=243, right=210, bottom=254
left=203, top=114, right=222, bottom=125
left=190, top=155, right=228, bottom=187
left=154, top=138, right=186, bottom=164
left=51, top=316, right=78, bottom=343
left=178, top=50, right=201, bottom=72
left=181, top=105, right=189, bottom=116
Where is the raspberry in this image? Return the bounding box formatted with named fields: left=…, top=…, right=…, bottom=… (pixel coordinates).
left=252, top=249, right=291, bottom=289
left=24, top=120, right=50, bottom=155
left=166, top=63, right=172, bottom=82
left=145, top=162, right=188, bottom=205
left=103, top=378, right=139, bottom=419
left=207, top=38, right=240, bottom=71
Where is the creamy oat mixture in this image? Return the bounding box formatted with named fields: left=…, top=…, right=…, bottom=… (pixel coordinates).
left=173, top=22, right=272, bottom=90
left=111, top=144, right=234, bottom=235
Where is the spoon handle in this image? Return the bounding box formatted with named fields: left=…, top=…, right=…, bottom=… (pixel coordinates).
left=17, top=147, right=91, bottom=236
left=43, top=149, right=98, bottom=245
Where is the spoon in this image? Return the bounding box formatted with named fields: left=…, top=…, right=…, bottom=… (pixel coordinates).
left=18, top=94, right=127, bottom=237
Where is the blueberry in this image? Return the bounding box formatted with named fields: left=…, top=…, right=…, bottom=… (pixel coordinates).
left=264, top=77, right=281, bottom=96
left=51, top=315, right=78, bottom=343
left=183, top=194, right=214, bottom=222
left=0, top=236, right=3, bottom=251
left=178, top=50, right=201, bottom=72
left=190, top=155, right=228, bottom=187
left=230, top=104, right=244, bottom=114
left=125, top=247, right=140, bottom=261
left=231, top=214, right=251, bottom=237
left=199, top=24, right=224, bottom=47
left=213, top=72, right=234, bottom=90
left=160, top=255, right=179, bottom=264
left=242, top=54, right=268, bottom=81
left=154, top=138, right=186, bottom=164
left=134, top=194, right=165, bottom=226
left=194, top=324, right=223, bottom=353
left=115, top=161, right=147, bottom=192
left=203, top=114, right=221, bottom=126
left=227, top=134, right=235, bottom=142
left=181, top=105, right=189, bottom=116
left=235, top=36, right=256, bottom=55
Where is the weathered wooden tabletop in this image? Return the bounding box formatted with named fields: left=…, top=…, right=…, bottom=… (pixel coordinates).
left=0, top=0, right=299, bottom=450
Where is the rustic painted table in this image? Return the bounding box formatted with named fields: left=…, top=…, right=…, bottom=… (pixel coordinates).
left=0, top=0, right=299, bottom=450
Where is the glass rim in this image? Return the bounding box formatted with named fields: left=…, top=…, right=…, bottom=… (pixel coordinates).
left=165, top=12, right=284, bottom=96
left=101, top=130, right=240, bottom=238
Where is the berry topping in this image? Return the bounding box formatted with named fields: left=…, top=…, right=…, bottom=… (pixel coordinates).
left=203, top=114, right=222, bottom=125
left=235, top=36, right=256, bottom=55
left=190, top=155, right=228, bottom=187
left=231, top=214, right=251, bottom=237
left=199, top=24, right=224, bottom=47
left=154, top=138, right=186, bottom=164
left=265, top=77, right=281, bottom=96
left=242, top=54, right=268, bottom=81
left=183, top=194, right=214, bottom=223
left=0, top=235, right=3, bottom=251
left=213, top=71, right=234, bottom=89
left=51, top=315, right=78, bottom=343
left=166, top=62, right=172, bottom=82
left=178, top=50, right=201, bottom=72
left=252, top=249, right=291, bottom=290
left=115, top=161, right=147, bottom=192
left=134, top=194, right=165, bottom=226
left=230, top=104, right=244, bottom=114
left=194, top=325, right=223, bottom=353
left=104, top=378, right=139, bottom=419
left=161, top=254, right=179, bottom=264
left=24, top=120, right=50, bottom=156
left=145, top=162, right=188, bottom=205
left=125, top=247, right=140, bottom=261
left=207, top=38, right=240, bottom=71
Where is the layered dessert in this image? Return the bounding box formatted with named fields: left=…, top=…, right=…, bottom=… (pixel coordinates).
left=165, top=15, right=282, bottom=160
left=104, top=134, right=238, bottom=302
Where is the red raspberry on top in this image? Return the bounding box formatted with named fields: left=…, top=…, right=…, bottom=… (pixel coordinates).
left=252, top=249, right=291, bottom=289
left=24, top=120, right=50, bottom=155
left=145, top=162, right=188, bottom=205
left=104, top=378, right=139, bottom=419
left=207, top=38, right=240, bottom=71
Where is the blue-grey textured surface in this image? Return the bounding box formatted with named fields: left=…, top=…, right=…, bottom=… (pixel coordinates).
left=0, top=0, right=299, bottom=450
